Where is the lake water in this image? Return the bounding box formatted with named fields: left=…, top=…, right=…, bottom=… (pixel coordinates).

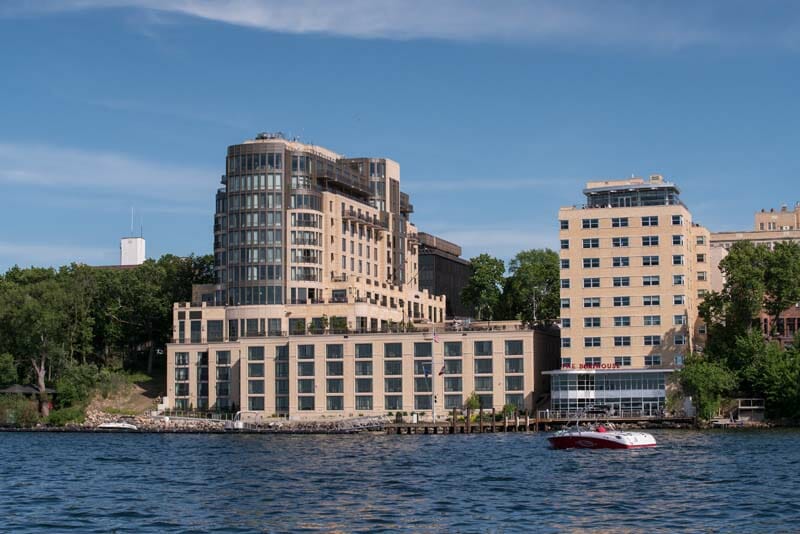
left=1, top=429, right=799, bottom=532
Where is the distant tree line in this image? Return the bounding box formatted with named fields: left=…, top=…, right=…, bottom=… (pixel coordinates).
left=0, top=254, right=213, bottom=416
left=460, top=249, right=560, bottom=326
left=677, top=241, right=800, bottom=420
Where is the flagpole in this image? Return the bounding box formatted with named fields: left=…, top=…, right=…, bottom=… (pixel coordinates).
left=432, top=327, right=436, bottom=424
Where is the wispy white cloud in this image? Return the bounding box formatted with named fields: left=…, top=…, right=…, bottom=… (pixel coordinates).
left=0, top=241, right=116, bottom=270
left=4, top=0, right=797, bottom=50
left=0, top=142, right=218, bottom=201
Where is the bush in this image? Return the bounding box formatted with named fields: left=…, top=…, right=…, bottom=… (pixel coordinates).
left=55, top=364, right=99, bottom=408
left=48, top=405, right=86, bottom=426
left=0, top=395, right=40, bottom=427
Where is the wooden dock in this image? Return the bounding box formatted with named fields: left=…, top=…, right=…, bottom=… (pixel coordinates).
left=386, top=408, right=694, bottom=434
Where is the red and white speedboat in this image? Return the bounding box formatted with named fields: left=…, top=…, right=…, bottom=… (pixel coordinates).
left=548, top=424, right=656, bottom=449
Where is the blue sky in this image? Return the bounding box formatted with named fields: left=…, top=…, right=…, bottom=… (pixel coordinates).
left=1, top=0, right=799, bottom=271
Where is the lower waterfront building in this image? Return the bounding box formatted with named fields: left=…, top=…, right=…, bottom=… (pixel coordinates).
left=166, top=309, right=559, bottom=419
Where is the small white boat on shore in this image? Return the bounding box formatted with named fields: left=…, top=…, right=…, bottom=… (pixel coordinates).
left=97, top=422, right=139, bottom=431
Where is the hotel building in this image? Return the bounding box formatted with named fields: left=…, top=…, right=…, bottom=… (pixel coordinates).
left=166, top=133, right=559, bottom=418
left=549, top=175, right=710, bottom=415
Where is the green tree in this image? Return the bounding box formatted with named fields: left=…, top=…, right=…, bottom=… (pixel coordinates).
left=0, top=352, right=17, bottom=386
left=677, top=355, right=738, bottom=420
left=742, top=335, right=800, bottom=418
left=764, top=241, right=800, bottom=336
left=718, top=241, right=769, bottom=334
left=464, top=392, right=481, bottom=410
left=500, top=249, right=559, bottom=326
left=461, top=254, right=505, bottom=320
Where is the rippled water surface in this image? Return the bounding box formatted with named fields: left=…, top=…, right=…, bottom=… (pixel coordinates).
left=2, top=430, right=800, bottom=532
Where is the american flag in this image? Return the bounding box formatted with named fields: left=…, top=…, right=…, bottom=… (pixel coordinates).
left=433, top=329, right=440, bottom=343
left=438, top=365, right=446, bottom=376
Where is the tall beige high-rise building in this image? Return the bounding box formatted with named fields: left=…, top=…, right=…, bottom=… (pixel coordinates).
left=166, top=133, right=560, bottom=418
left=548, top=175, right=710, bottom=415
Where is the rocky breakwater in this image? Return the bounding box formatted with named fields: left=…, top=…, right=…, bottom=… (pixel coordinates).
left=76, top=409, right=226, bottom=432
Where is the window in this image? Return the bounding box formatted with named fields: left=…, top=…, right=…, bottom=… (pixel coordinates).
left=644, top=335, right=661, bottom=346
left=614, top=336, right=631, bottom=347
left=560, top=220, right=569, bottom=230
left=614, top=316, right=630, bottom=327
left=326, top=344, right=343, bottom=359
left=561, top=279, right=571, bottom=289
left=175, top=352, right=189, bottom=365
left=583, top=258, right=600, bottom=268
left=444, top=395, right=462, bottom=410
left=560, top=239, right=570, bottom=250
left=644, top=315, right=662, bottom=326
left=584, top=317, right=601, bottom=328
left=612, top=217, right=629, bottom=228
left=327, top=396, right=343, bottom=410
left=560, top=259, right=570, bottom=269
left=583, top=297, right=601, bottom=308
left=584, top=357, right=601, bottom=366
left=672, top=215, right=683, bottom=225
left=444, top=377, right=462, bottom=392
left=561, top=318, right=571, bottom=328
left=297, top=345, right=314, bottom=359
left=248, top=363, right=264, bottom=377
left=561, top=357, right=572, bottom=366
left=385, top=395, right=403, bottom=410
left=645, top=355, right=662, bottom=366
left=613, top=257, right=630, bottom=267
left=674, top=334, right=687, bottom=345
left=642, top=255, right=660, bottom=266
left=673, top=254, right=684, bottom=265
left=696, top=236, right=706, bottom=245
left=643, top=295, right=661, bottom=306
left=643, top=275, right=660, bottom=286
left=356, top=396, right=373, bottom=410
left=355, top=361, right=373, bottom=376
left=674, top=295, right=685, bottom=305
left=613, top=296, right=630, bottom=307
left=445, top=360, right=462, bottom=374
left=505, top=376, right=524, bottom=391
left=474, top=341, right=493, bottom=356
left=674, top=314, right=687, bottom=325
left=249, top=397, right=265, bottom=411
left=384, top=360, right=402, bottom=376
left=672, top=235, right=683, bottom=246
left=697, top=253, right=706, bottom=263
left=584, top=337, right=601, bottom=348
left=505, top=358, right=524, bottom=373
left=612, top=237, right=629, bottom=247
left=474, top=359, right=493, bottom=374
left=673, top=274, right=685, bottom=285
left=642, top=236, right=659, bottom=246
left=582, top=218, right=599, bottom=229
left=355, top=378, right=373, bottom=393
left=505, top=340, right=523, bottom=356
left=583, top=277, right=600, bottom=288
left=414, top=342, right=432, bottom=357
left=444, top=342, right=462, bottom=357
left=561, top=338, right=571, bottom=348
left=613, top=277, right=630, bottom=287
left=283, top=358, right=308, bottom=380
left=583, top=238, right=599, bottom=248
left=642, top=216, right=659, bottom=227
left=248, top=347, right=265, bottom=361
left=560, top=298, right=571, bottom=309
left=384, top=343, right=402, bottom=358
left=297, top=379, right=314, bottom=394
left=326, top=361, right=343, bottom=376
left=614, top=356, right=632, bottom=367
left=216, top=351, right=230, bottom=365
left=355, top=343, right=373, bottom=358
left=474, top=376, right=493, bottom=391
left=175, top=368, right=189, bottom=381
